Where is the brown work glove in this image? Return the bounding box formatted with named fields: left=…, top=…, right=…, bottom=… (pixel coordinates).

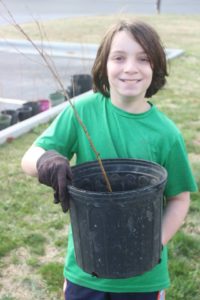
left=36, top=150, right=72, bottom=213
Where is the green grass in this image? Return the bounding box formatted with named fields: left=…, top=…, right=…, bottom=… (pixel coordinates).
left=23, top=233, right=47, bottom=256
left=39, top=262, right=64, bottom=293
left=0, top=234, right=18, bottom=259
left=0, top=14, right=200, bottom=300
left=0, top=297, right=17, bottom=300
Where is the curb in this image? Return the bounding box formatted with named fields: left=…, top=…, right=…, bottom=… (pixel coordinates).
left=0, top=39, right=98, bottom=59
left=0, top=39, right=184, bottom=60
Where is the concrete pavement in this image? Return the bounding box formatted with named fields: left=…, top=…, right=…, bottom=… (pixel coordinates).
left=0, top=0, right=200, bottom=25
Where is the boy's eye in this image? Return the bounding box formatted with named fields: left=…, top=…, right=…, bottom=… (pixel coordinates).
left=112, top=56, right=125, bottom=62
left=138, top=56, right=149, bottom=62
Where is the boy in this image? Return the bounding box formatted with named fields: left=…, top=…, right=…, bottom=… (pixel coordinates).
left=21, top=20, right=197, bottom=299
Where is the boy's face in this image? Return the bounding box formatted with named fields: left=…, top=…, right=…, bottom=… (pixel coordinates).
left=107, top=30, right=153, bottom=112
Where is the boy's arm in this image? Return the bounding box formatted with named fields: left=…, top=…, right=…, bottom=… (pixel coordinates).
left=21, top=146, right=46, bottom=176
left=162, top=191, right=190, bottom=245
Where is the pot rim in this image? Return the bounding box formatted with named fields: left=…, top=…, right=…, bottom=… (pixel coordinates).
left=69, top=158, right=167, bottom=197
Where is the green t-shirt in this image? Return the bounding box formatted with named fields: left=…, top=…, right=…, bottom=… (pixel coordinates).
left=35, top=92, right=197, bottom=292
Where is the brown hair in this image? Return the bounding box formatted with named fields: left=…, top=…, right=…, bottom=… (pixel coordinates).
left=92, top=20, right=168, bottom=98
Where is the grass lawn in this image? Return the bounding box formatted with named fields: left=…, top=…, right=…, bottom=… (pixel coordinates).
left=0, top=13, right=200, bottom=300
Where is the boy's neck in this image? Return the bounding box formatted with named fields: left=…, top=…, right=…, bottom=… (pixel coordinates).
left=110, top=97, right=151, bottom=114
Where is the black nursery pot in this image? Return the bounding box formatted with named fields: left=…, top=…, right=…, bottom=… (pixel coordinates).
left=17, top=106, right=32, bottom=121
left=23, top=101, right=40, bottom=116
left=67, top=74, right=93, bottom=97
left=68, top=159, right=167, bottom=279
left=0, top=113, right=12, bottom=130
left=1, top=109, right=18, bottom=125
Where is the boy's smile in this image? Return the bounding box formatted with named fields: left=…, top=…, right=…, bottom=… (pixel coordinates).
left=107, top=30, right=153, bottom=113
left=120, top=78, right=141, bottom=83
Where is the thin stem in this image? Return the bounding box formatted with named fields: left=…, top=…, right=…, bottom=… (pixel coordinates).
left=0, top=0, right=112, bottom=192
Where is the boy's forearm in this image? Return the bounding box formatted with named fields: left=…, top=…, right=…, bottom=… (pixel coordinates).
left=162, top=192, right=190, bottom=246
left=21, top=146, right=46, bottom=177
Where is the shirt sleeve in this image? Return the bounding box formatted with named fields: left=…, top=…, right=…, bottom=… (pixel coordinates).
left=163, top=133, right=198, bottom=197
left=34, top=103, right=78, bottom=160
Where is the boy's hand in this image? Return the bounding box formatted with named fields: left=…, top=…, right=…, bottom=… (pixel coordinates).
left=36, top=150, right=72, bottom=213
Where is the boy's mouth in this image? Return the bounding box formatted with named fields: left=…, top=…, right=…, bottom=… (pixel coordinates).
left=120, top=79, right=141, bottom=83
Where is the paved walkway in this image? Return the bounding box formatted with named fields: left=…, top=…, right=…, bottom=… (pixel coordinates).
left=0, top=0, right=199, bottom=25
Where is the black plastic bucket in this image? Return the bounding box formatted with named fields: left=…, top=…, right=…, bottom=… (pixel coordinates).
left=68, top=159, right=167, bottom=278
left=1, top=109, right=19, bottom=125
left=23, top=102, right=40, bottom=116
left=17, top=106, right=32, bottom=121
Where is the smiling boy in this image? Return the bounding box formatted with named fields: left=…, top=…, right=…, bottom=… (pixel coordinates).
left=21, top=20, right=197, bottom=300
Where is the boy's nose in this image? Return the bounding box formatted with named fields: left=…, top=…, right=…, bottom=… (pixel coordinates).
left=124, top=59, right=138, bottom=73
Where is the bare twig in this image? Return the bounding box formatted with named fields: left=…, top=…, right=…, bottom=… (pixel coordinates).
left=0, top=0, right=112, bottom=192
